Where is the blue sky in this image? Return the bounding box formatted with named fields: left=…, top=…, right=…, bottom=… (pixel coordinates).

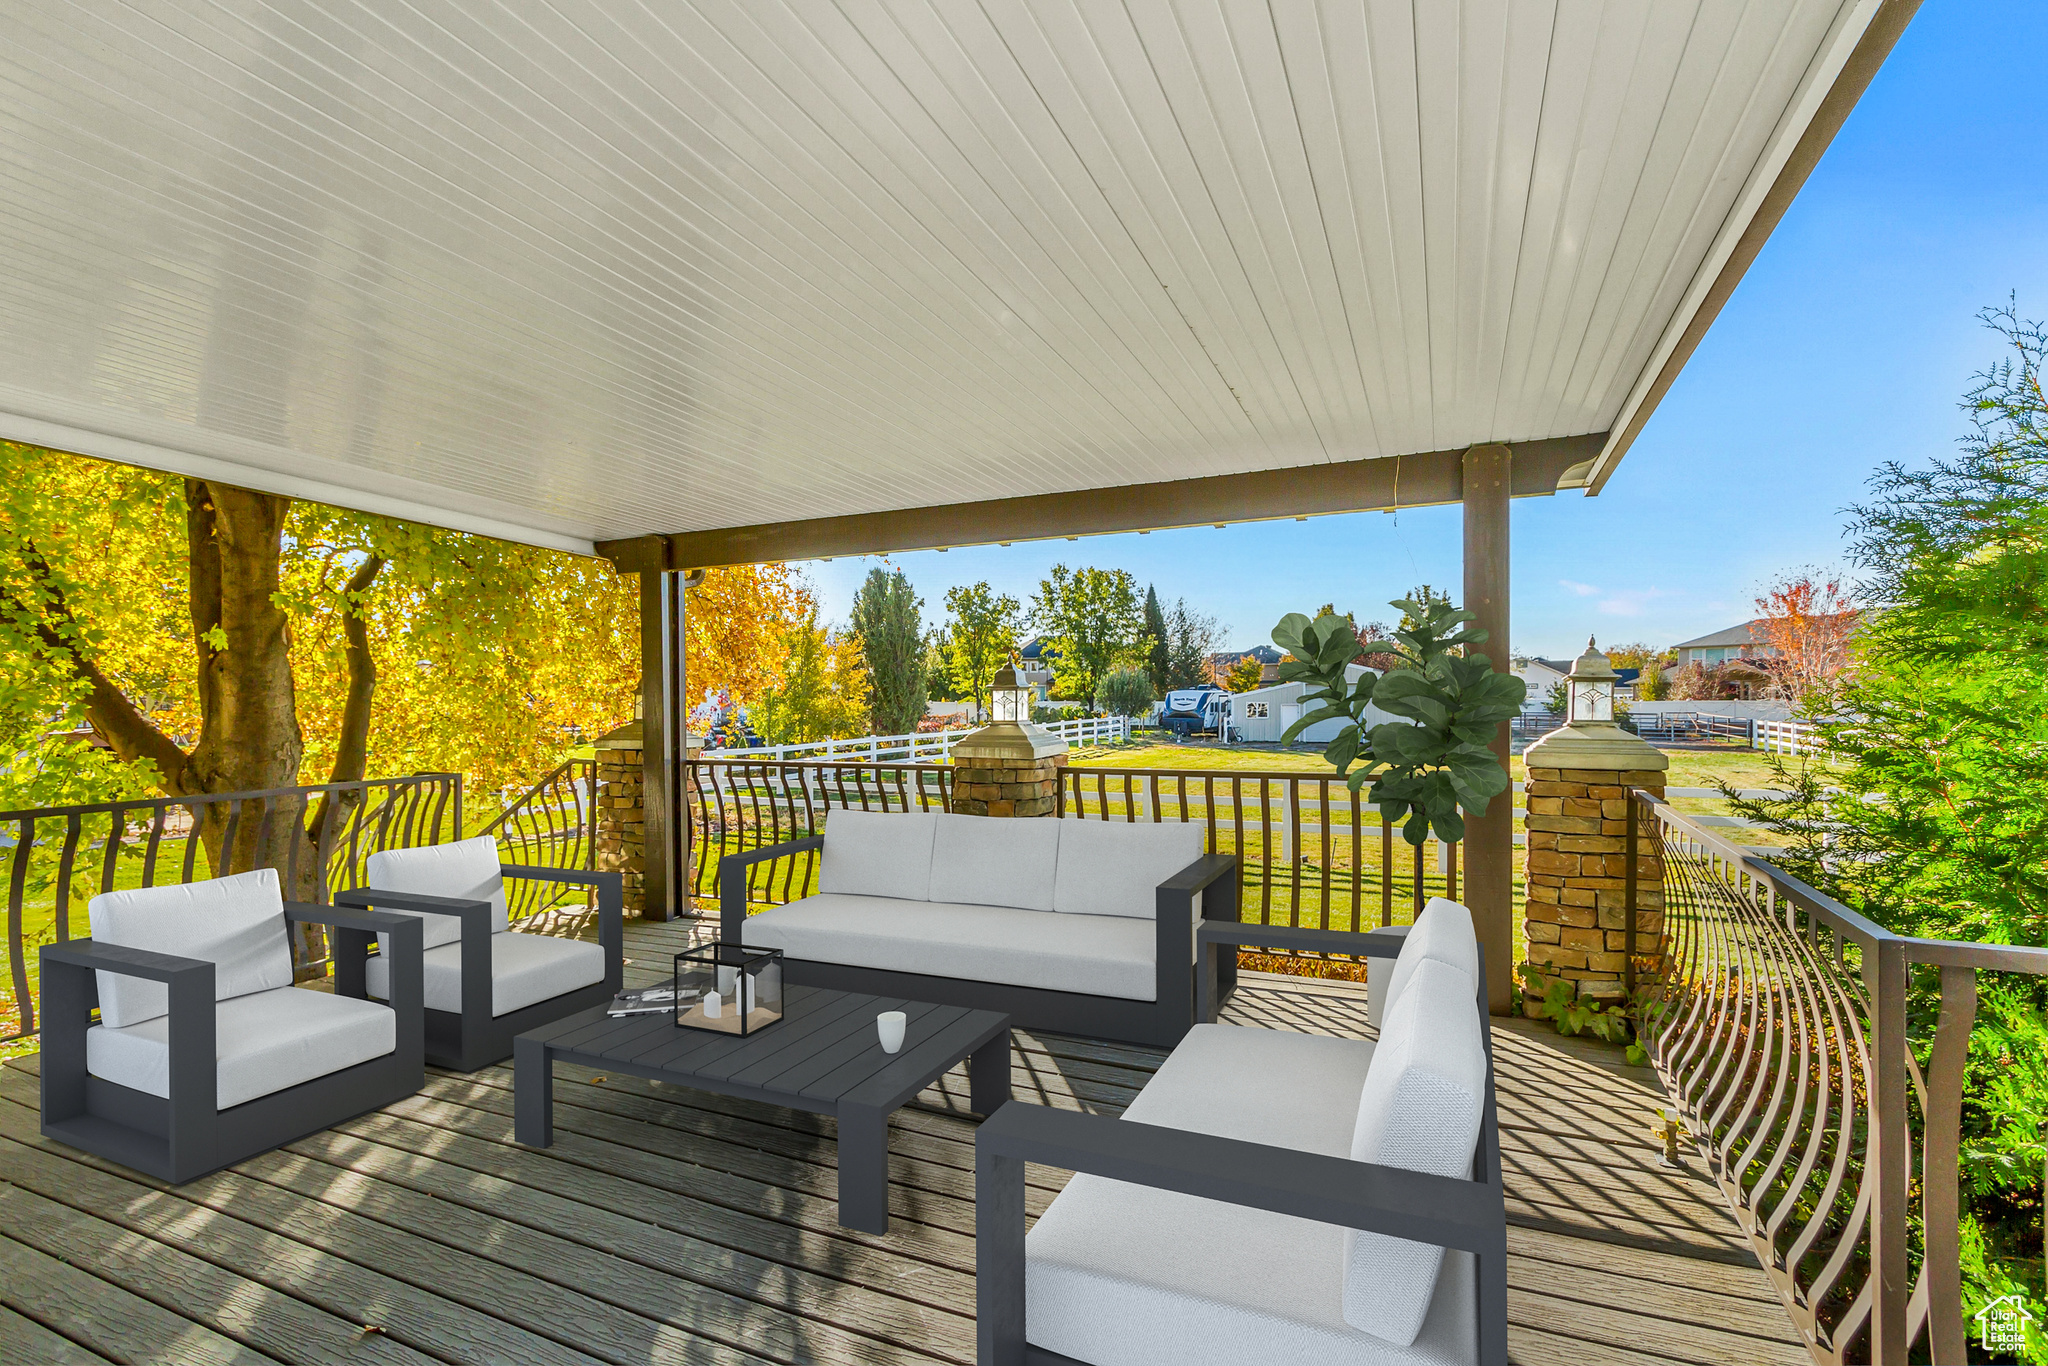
left=802, top=4, right=2048, bottom=660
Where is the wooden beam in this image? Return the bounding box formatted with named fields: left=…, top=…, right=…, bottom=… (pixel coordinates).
left=596, top=434, right=1604, bottom=572
left=1587, top=0, right=1922, bottom=493
left=1461, top=444, right=1515, bottom=1017
left=639, top=570, right=687, bottom=922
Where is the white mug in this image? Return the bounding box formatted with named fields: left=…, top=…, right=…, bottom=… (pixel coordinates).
left=876, top=1010, right=907, bottom=1054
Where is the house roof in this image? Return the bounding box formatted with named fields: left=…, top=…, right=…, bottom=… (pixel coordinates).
left=0, top=2, right=1914, bottom=556
left=1672, top=621, right=1766, bottom=651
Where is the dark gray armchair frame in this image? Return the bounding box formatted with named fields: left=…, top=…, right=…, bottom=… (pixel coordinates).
left=720, top=836, right=1238, bottom=1048
left=40, top=903, right=426, bottom=1185
left=335, top=865, right=624, bottom=1072
left=977, top=938, right=1507, bottom=1366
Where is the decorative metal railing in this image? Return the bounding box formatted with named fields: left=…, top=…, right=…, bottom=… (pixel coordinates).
left=478, top=758, right=597, bottom=920
left=1, top=773, right=461, bottom=1041
left=1633, top=790, right=2036, bottom=1366
left=688, top=758, right=1464, bottom=936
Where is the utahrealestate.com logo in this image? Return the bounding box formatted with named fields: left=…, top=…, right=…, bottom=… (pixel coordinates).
left=1976, top=1294, right=2036, bottom=1354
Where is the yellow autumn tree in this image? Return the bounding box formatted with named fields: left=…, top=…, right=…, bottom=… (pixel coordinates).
left=1, top=442, right=813, bottom=813
left=752, top=610, right=870, bottom=744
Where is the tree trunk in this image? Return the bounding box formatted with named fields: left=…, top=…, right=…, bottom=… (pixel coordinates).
left=184, top=482, right=306, bottom=883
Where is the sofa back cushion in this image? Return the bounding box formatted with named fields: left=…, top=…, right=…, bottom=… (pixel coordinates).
left=926, top=812, right=1061, bottom=911
left=367, top=835, right=510, bottom=955
left=89, top=868, right=294, bottom=1028
left=1381, top=897, right=1479, bottom=1018
left=1051, top=819, right=1204, bottom=918
left=1341, top=956, right=1487, bottom=1345
left=819, top=809, right=939, bottom=901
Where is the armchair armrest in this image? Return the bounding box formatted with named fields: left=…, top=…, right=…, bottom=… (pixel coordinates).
left=332, top=886, right=489, bottom=1025
left=41, top=939, right=213, bottom=982
left=39, top=938, right=218, bottom=1124
left=502, top=865, right=625, bottom=991
left=720, top=835, right=824, bottom=940
left=289, top=902, right=426, bottom=1027
left=1155, top=852, right=1238, bottom=1036
left=976, top=1102, right=1508, bottom=1366
left=1159, top=851, right=1237, bottom=895
left=332, top=886, right=494, bottom=923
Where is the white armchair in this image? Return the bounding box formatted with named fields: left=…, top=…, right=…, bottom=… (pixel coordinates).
left=337, top=835, right=622, bottom=1071
left=40, top=867, right=424, bottom=1184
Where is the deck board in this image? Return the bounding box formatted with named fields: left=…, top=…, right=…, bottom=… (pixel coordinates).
left=0, top=922, right=1809, bottom=1366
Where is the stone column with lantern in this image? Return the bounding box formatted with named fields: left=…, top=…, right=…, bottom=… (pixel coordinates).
left=950, top=666, right=1069, bottom=817
left=1520, top=640, right=1668, bottom=1010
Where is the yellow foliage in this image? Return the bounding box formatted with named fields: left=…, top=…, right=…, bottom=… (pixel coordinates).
left=1, top=442, right=817, bottom=800
left=752, top=610, right=870, bottom=744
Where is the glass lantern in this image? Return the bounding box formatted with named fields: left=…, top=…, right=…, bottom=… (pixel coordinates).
left=990, top=665, right=1033, bottom=723
left=1566, top=638, right=1619, bottom=726
left=673, top=942, right=784, bottom=1036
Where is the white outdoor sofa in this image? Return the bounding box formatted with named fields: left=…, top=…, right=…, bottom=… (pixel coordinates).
left=977, top=898, right=1506, bottom=1366
left=721, top=809, right=1240, bottom=1047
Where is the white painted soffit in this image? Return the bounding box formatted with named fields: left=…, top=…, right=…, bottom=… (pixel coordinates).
left=0, top=0, right=1892, bottom=555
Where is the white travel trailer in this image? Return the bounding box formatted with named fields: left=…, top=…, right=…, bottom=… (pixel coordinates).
left=1229, top=665, right=1396, bottom=744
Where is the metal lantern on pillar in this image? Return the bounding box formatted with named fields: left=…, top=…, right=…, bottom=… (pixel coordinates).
left=990, top=666, right=1034, bottom=723
left=1567, top=638, right=1618, bottom=725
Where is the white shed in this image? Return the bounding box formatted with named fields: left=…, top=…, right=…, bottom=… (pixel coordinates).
left=1231, top=666, right=1396, bottom=744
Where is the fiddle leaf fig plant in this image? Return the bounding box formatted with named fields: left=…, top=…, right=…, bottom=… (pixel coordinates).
left=1271, top=597, right=1525, bottom=846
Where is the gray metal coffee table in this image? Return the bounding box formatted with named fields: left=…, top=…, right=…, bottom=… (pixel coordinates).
left=514, top=983, right=1011, bottom=1234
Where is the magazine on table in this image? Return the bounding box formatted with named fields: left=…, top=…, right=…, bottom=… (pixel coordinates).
left=607, top=977, right=700, bottom=1017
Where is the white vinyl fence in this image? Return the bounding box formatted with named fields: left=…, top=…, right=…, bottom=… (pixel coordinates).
left=707, top=714, right=1131, bottom=763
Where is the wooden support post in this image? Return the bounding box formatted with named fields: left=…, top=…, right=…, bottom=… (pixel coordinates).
left=639, top=569, right=687, bottom=922
left=1462, top=444, right=1514, bottom=1015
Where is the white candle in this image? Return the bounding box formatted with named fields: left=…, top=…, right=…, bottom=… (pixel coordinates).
left=704, top=990, right=722, bottom=1018
left=877, top=1011, right=906, bottom=1054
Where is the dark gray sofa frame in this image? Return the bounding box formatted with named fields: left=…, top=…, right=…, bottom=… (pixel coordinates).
left=721, top=836, right=1239, bottom=1049
left=978, top=927, right=1507, bottom=1366
left=336, top=864, right=624, bottom=1072
left=40, top=902, right=426, bottom=1186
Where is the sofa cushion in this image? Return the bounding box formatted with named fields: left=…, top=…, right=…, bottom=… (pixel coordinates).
left=364, top=930, right=605, bottom=1016
left=86, top=985, right=396, bottom=1110
left=1380, top=899, right=1478, bottom=1019
left=927, top=812, right=1061, bottom=911
left=367, top=836, right=508, bottom=954
left=1343, top=958, right=1487, bottom=1345
left=740, top=893, right=1157, bottom=1000
left=88, top=869, right=294, bottom=1029
left=1026, top=1023, right=1476, bottom=1366
left=819, top=809, right=939, bottom=901
left=1052, top=818, right=1204, bottom=918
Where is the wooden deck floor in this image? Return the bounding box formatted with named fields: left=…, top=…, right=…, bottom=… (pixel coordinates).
left=0, top=918, right=1808, bottom=1366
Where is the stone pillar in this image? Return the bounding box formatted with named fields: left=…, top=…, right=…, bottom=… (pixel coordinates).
left=594, top=720, right=647, bottom=916
left=946, top=719, right=1070, bottom=817
left=951, top=753, right=1067, bottom=817
left=1522, top=764, right=1667, bottom=1006
left=595, top=712, right=699, bottom=917
left=1521, top=639, right=1670, bottom=1010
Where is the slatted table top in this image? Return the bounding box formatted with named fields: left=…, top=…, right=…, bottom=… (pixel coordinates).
left=524, top=986, right=1011, bottom=1114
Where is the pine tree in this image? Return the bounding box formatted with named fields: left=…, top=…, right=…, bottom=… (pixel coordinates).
left=849, top=567, right=926, bottom=735
left=1143, top=585, right=1169, bottom=694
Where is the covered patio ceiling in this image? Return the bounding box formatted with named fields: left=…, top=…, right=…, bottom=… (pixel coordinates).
left=0, top=0, right=1912, bottom=561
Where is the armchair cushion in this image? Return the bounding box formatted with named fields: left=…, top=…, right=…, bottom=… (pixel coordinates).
left=817, top=809, right=939, bottom=901
left=1380, top=899, right=1478, bottom=1020
left=1343, top=958, right=1487, bottom=1345
left=1025, top=1023, right=1477, bottom=1366
left=88, top=868, right=294, bottom=1028
left=366, top=836, right=508, bottom=951
left=740, top=893, right=1158, bottom=999
left=363, top=929, right=604, bottom=1016
left=927, top=812, right=1060, bottom=912
left=85, top=984, right=395, bottom=1109
left=1052, top=819, right=1204, bottom=918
